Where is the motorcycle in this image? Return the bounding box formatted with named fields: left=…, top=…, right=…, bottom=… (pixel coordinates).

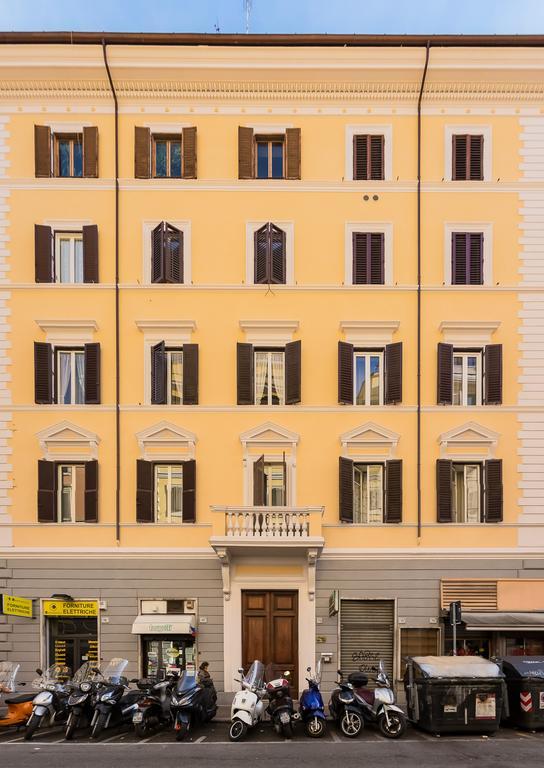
left=299, top=660, right=326, bottom=738
left=89, top=658, right=142, bottom=739
left=0, top=661, right=34, bottom=729
left=24, top=664, right=72, bottom=741
left=64, top=662, right=103, bottom=740
left=229, top=660, right=266, bottom=742
left=329, top=669, right=366, bottom=738
left=350, top=660, right=407, bottom=739
left=170, top=668, right=217, bottom=741
left=132, top=672, right=177, bottom=738
left=266, top=670, right=298, bottom=738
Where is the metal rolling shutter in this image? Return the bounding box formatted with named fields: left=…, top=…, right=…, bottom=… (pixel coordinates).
left=340, top=599, right=395, bottom=686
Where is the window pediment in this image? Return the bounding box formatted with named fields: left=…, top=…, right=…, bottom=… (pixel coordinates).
left=439, top=421, right=499, bottom=459
left=240, top=421, right=299, bottom=449
left=136, top=421, right=197, bottom=461
left=340, top=421, right=399, bottom=460
left=37, top=420, right=99, bottom=461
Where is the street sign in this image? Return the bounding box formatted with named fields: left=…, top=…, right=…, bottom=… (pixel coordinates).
left=43, top=600, right=99, bottom=617
left=1, top=594, right=33, bottom=618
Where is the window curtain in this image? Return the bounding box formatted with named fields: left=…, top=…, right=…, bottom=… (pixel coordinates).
left=271, top=352, right=285, bottom=404
left=59, top=352, right=71, bottom=404
left=75, top=353, right=85, bottom=404
left=255, top=352, right=268, bottom=404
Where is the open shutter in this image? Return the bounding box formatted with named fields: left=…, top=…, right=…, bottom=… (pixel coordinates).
left=238, top=126, right=254, bottom=179
left=35, top=224, right=53, bottom=283
left=452, top=134, right=467, bottom=180
left=468, top=233, right=483, bottom=285
left=385, top=459, right=402, bottom=523
left=84, top=343, right=101, bottom=405
left=339, top=456, right=354, bottom=522
left=165, top=224, right=183, bottom=284
left=82, top=224, right=99, bottom=283
left=469, top=135, right=483, bottom=180
left=84, top=460, right=98, bottom=523
left=484, top=344, right=502, bottom=405
left=151, top=222, right=165, bottom=283
left=83, top=126, right=98, bottom=178
left=182, top=343, right=199, bottom=405
left=134, top=126, right=151, bottom=178
left=34, top=342, right=53, bottom=404
left=136, top=459, right=154, bottom=523
left=436, top=459, right=454, bottom=522
left=437, top=342, right=453, bottom=405
left=182, top=126, right=197, bottom=179
left=270, top=224, right=286, bottom=284
left=353, top=135, right=368, bottom=180
left=182, top=459, right=196, bottom=522
left=285, top=340, right=301, bottom=405
left=253, top=455, right=265, bottom=506
left=385, top=342, right=403, bottom=404
left=338, top=341, right=354, bottom=405
left=37, top=460, right=56, bottom=523
left=285, top=127, right=301, bottom=180
left=151, top=341, right=166, bottom=405
left=34, top=125, right=51, bottom=178
left=254, top=224, right=268, bottom=284
left=485, top=459, right=503, bottom=523
left=237, top=342, right=254, bottom=405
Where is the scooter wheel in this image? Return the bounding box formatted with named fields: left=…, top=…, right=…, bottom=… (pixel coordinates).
left=340, top=711, right=363, bottom=738
left=135, top=721, right=152, bottom=739
left=24, top=714, right=41, bottom=741
left=91, top=712, right=108, bottom=740
left=377, top=712, right=407, bottom=739
left=305, top=717, right=326, bottom=738
left=65, top=714, right=79, bottom=741
left=175, top=722, right=189, bottom=741
left=229, top=720, right=248, bottom=742
left=281, top=722, right=293, bottom=739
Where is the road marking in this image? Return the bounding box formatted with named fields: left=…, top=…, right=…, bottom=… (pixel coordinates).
left=194, top=736, right=207, bottom=743
left=330, top=731, right=341, bottom=742
left=3, top=735, right=26, bottom=743
left=99, top=732, right=127, bottom=743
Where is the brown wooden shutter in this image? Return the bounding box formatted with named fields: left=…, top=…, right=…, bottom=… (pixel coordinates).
left=238, top=126, right=254, bottom=179
left=182, top=459, right=196, bottom=522
left=35, top=224, right=53, bottom=283
left=82, top=224, right=99, bottom=283
left=151, top=341, right=166, bottom=405
left=339, top=456, right=354, bottom=522
left=84, top=460, right=98, bottom=523
left=237, top=342, right=254, bottom=405
left=484, top=344, right=502, bottom=405
left=151, top=222, right=165, bottom=283
left=338, top=341, right=354, bottom=405
left=134, top=127, right=151, bottom=178
left=484, top=459, right=503, bottom=523
left=182, top=343, right=199, bottom=405
left=34, top=342, right=53, bottom=404
left=385, top=342, right=403, bottom=404
left=254, top=225, right=268, bottom=284
left=34, top=125, right=51, bottom=177
left=285, top=340, right=301, bottom=405
left=469, top=135, right=484, bottom=180
left=385, top=459, right=402, bottom=523
left=353, top=135, right=367, bottom=180
left=136, top=459, right=154, bottom=523
left=83, top=126, right=98, bottom=178
left=370, top=135, right=385, bottom=180
left=84, top=343, right=101, bottom=405
left=165, top=224, right=183, bottom=284
left=285, top=127, right=301, bottom=180
left=270, top=224, right=286, bottom=284
left=38, top=460, right=57, bottom=523
left=469, top=233, right=483, bottom=285
left=182, top=126, right=197, bottom=179
left=436, top=459, right=454, bottom=522
left=452, top=134, right=467, bottom=180
left=253, top=455, right=265, bottom=506
left=352, top=233, right=367, bottom=284
left=437, top=342, right=453, bottom=405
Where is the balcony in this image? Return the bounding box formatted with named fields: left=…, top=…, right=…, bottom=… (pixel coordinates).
left=210, top=505, right=324, bottom=552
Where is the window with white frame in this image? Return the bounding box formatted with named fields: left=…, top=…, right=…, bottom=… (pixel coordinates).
left=453, top=351, right=482, bottom=406
left=452, top=463, right=481, bottom=523
left=154, top=464, right=183, bottom=523
left=56, top=348, right=85, bottom=405
left=353, top=463, right=384, bottom=524
left=345, top=125, right=392, bottom=181
left=58, top=463, right=86, bottom=522
left=166, top=348, right=184, bottom=405
left=255, top=349, right=285, bottom=406
left=264, top=462, right=286, bottom=506
left=354, top=351, right=384, bottom=406
left=55, top=232, right=84, bottom=283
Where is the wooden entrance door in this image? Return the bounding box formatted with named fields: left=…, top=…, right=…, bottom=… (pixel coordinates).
left=242, top=590, right=298, bottom=692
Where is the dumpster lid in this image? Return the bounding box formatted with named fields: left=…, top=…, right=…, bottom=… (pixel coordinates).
left=500, top=656, right=544, bottom=679
left=410, top=656, right=502, bottom=678
left=463, top=612, right=544, bottom=631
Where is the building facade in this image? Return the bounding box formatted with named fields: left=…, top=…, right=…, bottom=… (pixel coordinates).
left=1, top=33, right=544, bottom=693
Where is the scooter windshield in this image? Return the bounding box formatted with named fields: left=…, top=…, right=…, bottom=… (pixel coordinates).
left=32, top=664, right=72, bottom=688
left=0, top=661, right=20, bottom=693
left=176, top=670, right=198, bottom=694
left=71, top=662, right=96, bottom=684
left=100, top=658, right=129, bottom=684
left=243, top=661, right=265, bottom=689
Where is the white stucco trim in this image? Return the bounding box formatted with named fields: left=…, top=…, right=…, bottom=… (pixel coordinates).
left=239, top=319, right=299, bottom=345
left=444, top=222, right=493, bottom=286
left=142, top=220, right=192, bottom=285
left=43, top=218, right=92, bottom=230
left=340, top=421, right=400, bottom=460
left=439, top=320, right=500, bottom=346
left=36, top=420, right=100, bottom=461
left=35, top=319, right=98, bottom=345
left=136, top=421, right=197, bottom=461
left=245, top=221, right=295, bottom=286
left=240, top=422, right=300, bottom=506
left=438, top=421, right=499, bottom=460
left=444, top=124, right=492, bottom=182
left=345, top=124, right=393, bottom=181
left=344, top=222, right=393, bottom=286
left=340, top=320, right=399, bottom=346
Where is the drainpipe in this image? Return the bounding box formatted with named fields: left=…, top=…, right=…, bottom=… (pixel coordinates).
left=102, top=41, right=121, bottom=545
left=417, top=42, right=430, bottom=541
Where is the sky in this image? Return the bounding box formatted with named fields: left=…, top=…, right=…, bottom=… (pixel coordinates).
left=1, top=0, right=544, bottom=35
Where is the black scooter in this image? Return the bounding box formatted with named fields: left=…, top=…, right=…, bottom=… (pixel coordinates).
left=132, top=674, right=177, bottom=738
left=89, top=660, right=142, bottom=739
left=64, top=664, right=103, bottom=740
left=328, top=669, right=366, bottom=738
left=265, top=671, right=298, bottom=738
left=170, top=670, right=217, bottom=741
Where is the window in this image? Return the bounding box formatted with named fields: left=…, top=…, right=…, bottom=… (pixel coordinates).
left=35, top=224, right=98, bottom=285
left=54, top=134, right=83, bottom=178
left=58, top=464, right=86, bottom=522
left=55, top=232, right=83, bottom=283
left=152, top=134, right=182, bottom=178
left=255, top=350, right=285, bottom=405
left=137, top=458, right=195, bottom=524
left=264, top=462, right=286, bottom=506
left=38, top=457, right=98, bottom=524
left=152, top=221, right=183, bottom=284
left=166, top=349, right=183, bottom=405
left=353, top=134, right=384, bottom=180
left=452, top=463, right=481, bottom=523
left=238, top=127, right=300, bottom=181
left=154, top=464, right=183, bottom=524
left=338, top=341, right=402, bottom=406
left=149, top=342, right=198, bottom=406
left=452, top=134, right=483, bottom=181
left=57, top=349, right=85, bottom=405
left=354, top=351, right=383, bottom=406
left=256, top=136, right=284, bottom=179
left=400, top=628, right=440, bottom=678
left=437, top=343, right=502, bottom=406
left=452, top=232, right=483, bottom=285
left=437, top=458, right=502, bottom=524
left=254, top=222, right=286, bottom=284
left=453, top=351, right=482, bottom=406
left=339, top=456, right=402, bottom=524
left=353, top=463, right=384, bottom=523
left=352, top=232, right=384, bottom=285
left=34, top=342, right=100, bottom=406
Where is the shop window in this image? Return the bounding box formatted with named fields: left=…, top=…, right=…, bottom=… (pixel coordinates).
left=48, top=617, right=98, bottom=672
left=400, top=628, right=440, bottom=677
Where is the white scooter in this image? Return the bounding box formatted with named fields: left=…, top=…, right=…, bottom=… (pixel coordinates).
left=229, top=660, right=267, bottom=741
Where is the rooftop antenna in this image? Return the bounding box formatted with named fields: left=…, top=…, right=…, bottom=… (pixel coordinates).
left=244, top=0, right=253, bottom=34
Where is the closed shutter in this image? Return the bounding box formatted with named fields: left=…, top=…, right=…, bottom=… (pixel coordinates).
left=452, top=135, right=467, bottom=180
left=182, top=343, right=199, bottom=405
left=84, top=343, right=101, bottom=404
left=352, top=233, right=384, bottom=285
left=285, top=127, right=301, bottom=180
left=253, top=455, right=265, bottom=506
left=484, top=344, right=502, bottom=405
left=454, top=134, right=483, bottom=180
left=136, top=459, right=154, bottom=523
left=84, top=460, right=98, bottom=523
left=285, top=340, right=301, bottom=405
left=339, top=456, right=354, bottom=522
left=34, top=125, right=51, bottom=177
left=37, top=460, right=56, bottom=523
left=353, top=135, right=368, bottom=180
left=436, top=459, right=454, bottom=523
left=385, top=459, right=402, bottom=523
left=469, top=233, right=483, bottom=285
left=353, top=135, right=384, bottom=180
left=182, top=459, right=196, bottom=522
left=34, top=341, right=53, bottom=404
left=237, top=342, right=254, bottom=405
left=182, top=126, right=197, bottom=179
left=151, top=341, right=166, bottom=405
left=340, top=599, right=395, bottom=684
left=35, top=224, right=53, bottom=283
left=270, top=224, right=286, bottom=284
left=452, top=233, right=483, bottom=285
left=484, top=459, right=503, bottom=523
left=469, top=135, right=484, bottom=180
left=437, top=342, right=453, bottom=405
left=385, top=342, right=402, bottom=404
left=83, top=126, right=98, bottom=178
left=369, top=135, right=385, bottom=180
left=151, top=222, right=165, bottom=283
left=238, top=126, right=254, bottom=179
left=82, top=225, right=99, bottom=283
left=134, top=126, right=151, bottom=178
left=338, top=341, right=354, bottom=405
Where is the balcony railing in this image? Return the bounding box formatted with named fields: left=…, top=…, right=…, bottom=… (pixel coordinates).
left=210, top=506, right=324, bottom=541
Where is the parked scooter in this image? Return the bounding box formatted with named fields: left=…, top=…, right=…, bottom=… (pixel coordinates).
left=350, top=660, right=407, bottom=738
left=64, top=662, right=103, bottom=740
left=266, top=670, right=298, bottom=738
left=24, top=664, right=72, bottom=740
left=329, top=669, right=366, bottom=738
left=89, top=658, right=142, bottom=739
left=229, top=660, right=267, bottom=741
left=299, top=660, right=326, bottom=738
left=170, top=668, right=217, bottom=741
left=132, top=672, right=177, bottom=738
left=0, top=662, right=34, bottom=729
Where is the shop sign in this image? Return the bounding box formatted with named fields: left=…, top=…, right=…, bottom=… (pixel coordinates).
left=43, top=600, right=99, bottom=617
left=1, top=594, right=33, bottom=618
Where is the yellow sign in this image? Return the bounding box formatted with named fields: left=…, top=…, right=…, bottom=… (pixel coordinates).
left=1, top=594, right=33, bottom=618
left=43, top=600, right=99, bottom=617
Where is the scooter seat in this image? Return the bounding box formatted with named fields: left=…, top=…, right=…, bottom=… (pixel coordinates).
left=356, top=689, right=375, bottom=706
left=4, top=693, right=35, bottom=705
